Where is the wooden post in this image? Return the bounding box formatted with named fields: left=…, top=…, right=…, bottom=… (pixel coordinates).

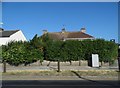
left=118, top=47, right=120, bottom=72
left=79, top=60, right=81, bottom=66
left=58, top=60, right=60, bottom=72
left=118, top=57, right=120, bottom=72
left=3, top=60, right=6, bottom=73
left=69, top=61, right=72, bottom=65
left=101, top=61, right=102, bottom=66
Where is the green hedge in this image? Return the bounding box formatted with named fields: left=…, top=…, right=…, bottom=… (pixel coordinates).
left=2, top=34, right=43, bottom=66
left=1, top=34, right=118, bottom=66
left=43, top=37, right=118, bottom=63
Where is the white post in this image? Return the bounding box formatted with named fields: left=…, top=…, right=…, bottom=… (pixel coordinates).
left=92, top=54, right=99, bottom=67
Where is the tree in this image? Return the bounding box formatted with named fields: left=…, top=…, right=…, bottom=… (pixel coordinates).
left=27, top=34, right=44, bottom=65
left=2, top=41, right=26, bottom=66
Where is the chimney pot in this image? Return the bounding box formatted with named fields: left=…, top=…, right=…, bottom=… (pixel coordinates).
left=0, top=28, right=4, bottom=32
left=43, top=30, right=47, bottom=34
left=80, top=28, right=86, bottom=33
left=61, top=28, right=66, bottom=33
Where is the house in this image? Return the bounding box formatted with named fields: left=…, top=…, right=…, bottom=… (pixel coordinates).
left=0, top=28, right=27, bottom=45
left=42, top=28, right=94, bottom=41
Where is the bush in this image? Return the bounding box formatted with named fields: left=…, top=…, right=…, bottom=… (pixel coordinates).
left=2, top=34, right=44, bottom=66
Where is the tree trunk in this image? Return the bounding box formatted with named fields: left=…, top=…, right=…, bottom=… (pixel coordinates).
left=109, top=61, right=112, bottom=66
left=47, top=61, right=51, bottom=66
left=40, top=62, right=42, bottom=65
left=101, top=61, right=104, bottom=67
left=79, top=60, right=81, bottom=66
left=3, top=60, right=6, bottom=73
left=69, top=61, right=72, bottom=65
left=40, top=60, right=43, bottom=65
left=58, top=60, right=60, bottom=72
left=101, top=61, right=102, bottom=67
left=118, top=57, right=120, bottom=72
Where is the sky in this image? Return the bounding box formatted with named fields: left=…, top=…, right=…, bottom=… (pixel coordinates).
left=2, top=2, right=118, bottom=42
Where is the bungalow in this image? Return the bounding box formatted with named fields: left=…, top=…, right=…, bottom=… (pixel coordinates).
left=42, top=28, right=94, bottom=41
left=0, top=28, right=27, bottom=45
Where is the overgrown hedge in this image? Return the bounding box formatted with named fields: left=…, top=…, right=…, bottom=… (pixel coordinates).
left=1, top=34, right=43, bottom=66
left=0, top=34, right=118, bottom=66
left=43, top=35, right=118, bottom=64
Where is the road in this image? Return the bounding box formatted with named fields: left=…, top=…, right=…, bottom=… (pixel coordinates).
left=1, top=80, right=120, bottom=88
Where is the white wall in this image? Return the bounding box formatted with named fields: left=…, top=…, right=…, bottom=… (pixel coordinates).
left=0, top=37, right=10, bottom=45
left=10, top=30, right=27, bottom=42
left=0, top=30, right=27, bottom=45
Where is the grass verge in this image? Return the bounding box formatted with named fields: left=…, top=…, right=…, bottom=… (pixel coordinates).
left=2, top=70, right=119, bottom=76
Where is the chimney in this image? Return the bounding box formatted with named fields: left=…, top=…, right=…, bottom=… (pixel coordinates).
left=0, top=28, right=4, bottom=32
left=61, top=28, right=66, bottom=33
left=80, top=28, right=86, bottom=33
left=110, top=39, right=115, bottom=43
left=43, top=30, right=47, bottom=34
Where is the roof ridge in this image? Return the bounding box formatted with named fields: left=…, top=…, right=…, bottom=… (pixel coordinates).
left=49, top=31, right=81, bottom=33
left=81, top=32, right=94, bottom=37
left=3, top=30, right=19, bottom=31
left=0, top=30, right=20, bottom=37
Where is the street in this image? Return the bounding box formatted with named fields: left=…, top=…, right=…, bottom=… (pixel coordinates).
left=1, top=80, right=120, bottom=88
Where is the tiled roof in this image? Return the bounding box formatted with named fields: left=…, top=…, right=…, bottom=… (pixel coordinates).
left=0, top=30, right=19, bottom=37
left=67, top=32, right=94, bottom=38
left=43, top=31, right=94, bottom=40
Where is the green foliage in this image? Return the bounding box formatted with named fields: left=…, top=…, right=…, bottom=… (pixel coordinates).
left=0, top=46, right=2, bottom=62
left=2, top=41, right=26, bottom=66
left=2, top=34, right=43, bottom=66
left=62, top=40, right=84, bottom=62
left=43, top=37, right=118, bottom=63
left=28, top=34, right=44, bottom=63
left=45, top=40, right=63, bottom=61
left=91, top=39, right=118, bottom=63
left=1, top=33, right=118, bottom=66
left=41, top=33, right=53, bottom=61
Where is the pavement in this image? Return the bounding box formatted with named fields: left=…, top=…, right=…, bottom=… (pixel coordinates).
left=2, top=65, right=119, bottom=72
left=0, top=60, right=118, bottom=72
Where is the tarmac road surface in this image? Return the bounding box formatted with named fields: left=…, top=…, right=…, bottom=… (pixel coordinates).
left=1, top=80, right=120, bottom=88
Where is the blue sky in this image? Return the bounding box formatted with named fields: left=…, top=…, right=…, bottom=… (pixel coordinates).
left=2, top=2, right=118, bottom=42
